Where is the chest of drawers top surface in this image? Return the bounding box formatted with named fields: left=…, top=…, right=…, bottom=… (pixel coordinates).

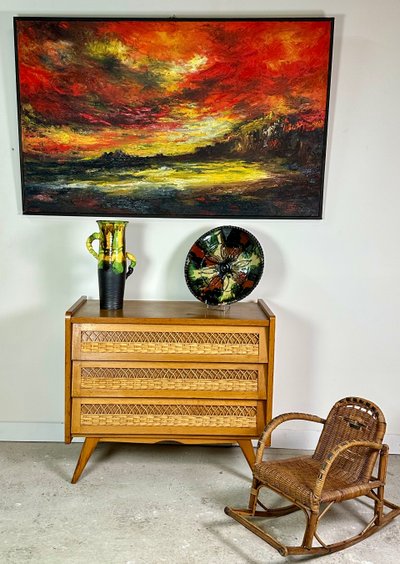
left=67, top=297, right=272, bottom=327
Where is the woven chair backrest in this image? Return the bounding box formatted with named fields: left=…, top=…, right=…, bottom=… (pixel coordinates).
left=313, top=397, right=386, bottom=481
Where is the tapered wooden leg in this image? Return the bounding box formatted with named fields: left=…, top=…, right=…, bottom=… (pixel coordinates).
left=237, top=439, right=255, bottom=469
left=302, top=510, right=319, bottom=549
left=71, top=437, right=99, bottom=483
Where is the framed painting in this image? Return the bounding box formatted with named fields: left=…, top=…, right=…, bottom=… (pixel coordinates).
left=14, top=17, right=334, bottom=218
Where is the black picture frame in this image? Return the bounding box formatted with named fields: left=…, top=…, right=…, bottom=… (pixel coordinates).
left=14, top=17, right=334, bottom=218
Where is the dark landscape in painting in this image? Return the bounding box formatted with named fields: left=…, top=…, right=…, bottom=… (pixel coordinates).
left=15, top=18, right=333, bottom=218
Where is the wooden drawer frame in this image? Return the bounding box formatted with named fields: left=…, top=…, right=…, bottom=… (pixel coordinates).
left=72, top=360, right=267, bottom=399
left=72, top=398, right=265, bottom=437
left=65, top=297, right=275, bottom=482
left=72, top=323, right=268, bottom=363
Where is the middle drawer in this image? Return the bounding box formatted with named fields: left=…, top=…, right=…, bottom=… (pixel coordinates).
left=72, top=361, right=266, bottom=400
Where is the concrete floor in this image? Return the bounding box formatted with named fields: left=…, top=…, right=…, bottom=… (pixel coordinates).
left=0, top=442, right=399, bottom=564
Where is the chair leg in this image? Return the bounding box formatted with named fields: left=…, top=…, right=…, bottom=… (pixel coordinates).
left=375, top=445, right=388, bottom=525
left=247, top=480, right=300, bottom=517
left=375, top=486, right=384, bottom=525
left=248, top=478, right=260, bottom=514
left=302, top=510, right=319, bottom=549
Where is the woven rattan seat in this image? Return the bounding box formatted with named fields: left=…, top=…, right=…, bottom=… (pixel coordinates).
left=225, top=397, right=400, bottom=556
left=254, top=456, right=379, bottom=506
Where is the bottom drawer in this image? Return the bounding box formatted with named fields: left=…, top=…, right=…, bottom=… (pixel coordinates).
left=72, top=398, right=264, bottom=437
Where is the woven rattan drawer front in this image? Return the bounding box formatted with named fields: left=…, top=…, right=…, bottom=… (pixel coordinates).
left=72, top=398, right=263, bottom=436
left=72, top=361, right=266, bottom=399
left=72, top=323, right=267, bottom=363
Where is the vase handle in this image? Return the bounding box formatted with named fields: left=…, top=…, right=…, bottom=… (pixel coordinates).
left=86, top=232, right=100, bottom=260
left=126, top=252, right=137, bottom=279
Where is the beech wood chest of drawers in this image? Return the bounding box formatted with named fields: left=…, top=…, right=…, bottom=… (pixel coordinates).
left=65, top=296, right=275, bottom=482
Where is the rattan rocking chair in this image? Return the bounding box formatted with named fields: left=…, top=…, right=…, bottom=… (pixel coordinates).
left=225, top=397, right=400, bottom=557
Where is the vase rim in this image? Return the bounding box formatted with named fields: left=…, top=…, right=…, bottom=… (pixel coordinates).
left=96, top=220, right=129, bottom=225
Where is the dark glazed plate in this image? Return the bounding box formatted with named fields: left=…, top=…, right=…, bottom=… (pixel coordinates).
left=184, top=225, right=264, bottom=306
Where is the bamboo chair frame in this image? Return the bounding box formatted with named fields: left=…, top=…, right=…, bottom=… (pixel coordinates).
left=225, top=397, right=400, bottom=557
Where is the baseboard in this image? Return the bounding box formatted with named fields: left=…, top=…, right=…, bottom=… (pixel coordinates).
left=0, top=421, right=65, bottom=442
left=0, top=423, right=399, bottom=454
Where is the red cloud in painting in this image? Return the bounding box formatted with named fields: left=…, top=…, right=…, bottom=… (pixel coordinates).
left=15, top=19, right=332, bottom=159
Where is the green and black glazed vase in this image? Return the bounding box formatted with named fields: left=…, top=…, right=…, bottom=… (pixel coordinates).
left=86, top=220, right=136, bottom=310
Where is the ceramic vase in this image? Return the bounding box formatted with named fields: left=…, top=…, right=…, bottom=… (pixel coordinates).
left=86, top=220, right=136, bottom=310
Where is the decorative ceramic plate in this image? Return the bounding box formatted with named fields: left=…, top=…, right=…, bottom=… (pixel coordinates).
left=184, top=226, right=264, bottom=306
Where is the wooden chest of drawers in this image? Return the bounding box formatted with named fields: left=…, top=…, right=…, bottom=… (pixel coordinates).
left=65, top=297, right=275, bottom=482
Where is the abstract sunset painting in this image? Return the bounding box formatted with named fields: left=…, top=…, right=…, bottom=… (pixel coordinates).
left=14, top=18, right=334, bottom=217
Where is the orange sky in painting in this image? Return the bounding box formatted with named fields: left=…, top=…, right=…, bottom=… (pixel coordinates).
left=15, top=19, right=333, bottom=159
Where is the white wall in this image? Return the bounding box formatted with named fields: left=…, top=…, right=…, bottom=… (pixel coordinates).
left=1, top=0, right=399, bottom=452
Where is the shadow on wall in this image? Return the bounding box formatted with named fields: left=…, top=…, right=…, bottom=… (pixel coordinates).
left=271, top=302, right=318, bottom=428
left=0, top=219, right=89, bottom=422
left=36, top=219, right=94, bottom=306
left=122, top=219, right=147, bottom=299
left=0, top=307, right=64, bottom=422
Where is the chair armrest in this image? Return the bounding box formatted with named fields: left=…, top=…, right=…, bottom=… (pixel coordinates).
left=312, top=440, right=385, bottom=501
left=255, top=412, right=325, bottom=464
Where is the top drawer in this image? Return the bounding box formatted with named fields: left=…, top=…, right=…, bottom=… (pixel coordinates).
left=72, top=323, right=267, bottom=363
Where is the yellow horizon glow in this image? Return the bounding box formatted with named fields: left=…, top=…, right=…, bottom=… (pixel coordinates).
left=23, top=112, right=238, bottom=159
